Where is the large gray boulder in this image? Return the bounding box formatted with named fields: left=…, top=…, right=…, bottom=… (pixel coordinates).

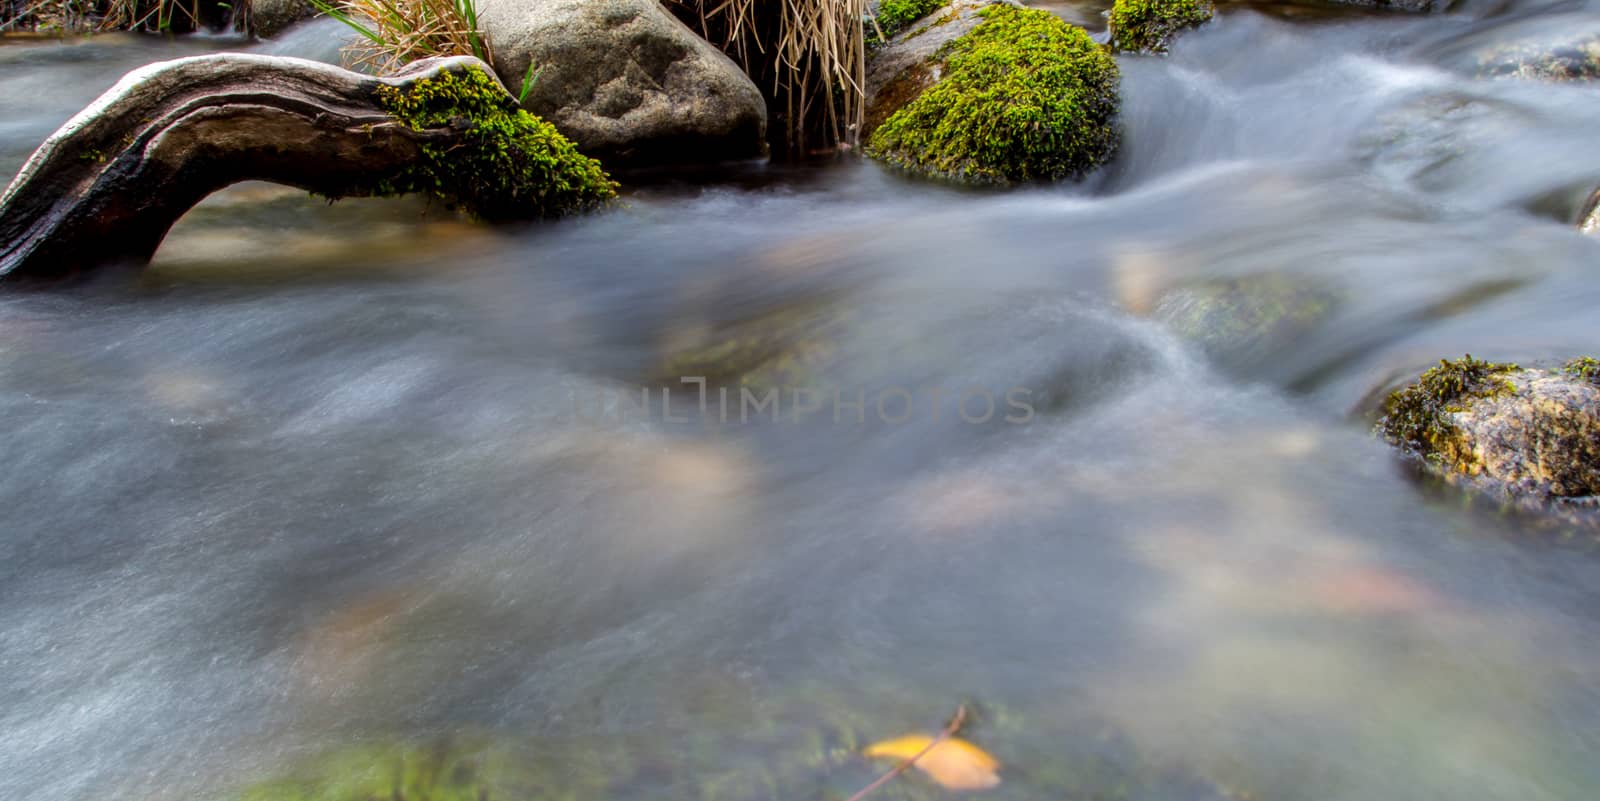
left=477, top=0, right=767, bottom=169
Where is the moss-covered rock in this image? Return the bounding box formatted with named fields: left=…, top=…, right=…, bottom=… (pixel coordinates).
left=1108, top=0, right=1215, bottom=55
left=863, top=1, right=1002, bottom=137
left=374, top=67, right=617, bottom=222
left=1378, top=356, right=1600, bottom=501
left=873, top=0, right=948, bottom=40
left=865, top=5, right=1120, bottom=186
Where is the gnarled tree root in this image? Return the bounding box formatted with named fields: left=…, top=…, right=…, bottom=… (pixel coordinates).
left=0, top=54, right=501, bottom=282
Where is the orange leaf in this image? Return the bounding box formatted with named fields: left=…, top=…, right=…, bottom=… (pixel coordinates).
left=863, top=734, right=1001, bottom=791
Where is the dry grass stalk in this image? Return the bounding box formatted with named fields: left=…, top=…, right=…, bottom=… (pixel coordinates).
left=667, top=0, right=866, bottom=157
left=3, top=0, right=212, bottom=32
left=311, top=0, right=492, bottom=74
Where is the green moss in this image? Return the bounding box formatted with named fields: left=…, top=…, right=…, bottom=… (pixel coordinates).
left=874, top=0, right=945, bottom=38
left=1108, top=0, right=1215, bottom=55
left=374, top=67, right=617, bottom=222
left=240, top=741, right=513, bottom=801
left=1378, top=355, right=1519, bottom=466
left=866, top=5, right=1120, bottom=186
left=1564, top=356, right=1600, bottom=384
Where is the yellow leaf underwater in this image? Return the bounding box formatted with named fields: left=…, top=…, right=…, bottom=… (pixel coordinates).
left=863, top=734, right=1001, bottom=791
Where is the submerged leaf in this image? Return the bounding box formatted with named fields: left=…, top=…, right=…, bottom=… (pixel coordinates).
left=863, top=734, right=1001, bottom=790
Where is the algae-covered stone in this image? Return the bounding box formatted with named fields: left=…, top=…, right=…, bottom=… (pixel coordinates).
left=1565, top=356, right=1600, bottom=384
left=1108, top=0, right=1215, bottom=55
left=866, top=5, right=1120, bottom=186
left=1378, top=356, right=1600, bottom=500
left=374, top=67, right=617, bottom=221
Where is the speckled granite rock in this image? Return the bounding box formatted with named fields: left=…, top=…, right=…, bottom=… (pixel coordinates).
left=1378, top=356, right=1600, bottom=501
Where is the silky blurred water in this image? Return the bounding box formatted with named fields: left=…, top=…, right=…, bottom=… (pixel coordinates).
left=4, top=4, right=1600, bottom=801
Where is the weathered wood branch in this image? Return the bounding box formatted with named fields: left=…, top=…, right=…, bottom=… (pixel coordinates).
left=0, top=54, right=500, bottom=282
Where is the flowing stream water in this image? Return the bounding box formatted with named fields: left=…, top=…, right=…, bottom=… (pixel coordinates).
left=4, top=5, right=1600, bottom=801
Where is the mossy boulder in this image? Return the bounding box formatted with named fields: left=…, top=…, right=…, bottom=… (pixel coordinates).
left=1108, top=0, right=1215, bottom=55
left=864, top=4, right=1120, bottom=186
left=1377, top=356, right=1600, bottom=501
left=374, top=67, right=617, bottom=221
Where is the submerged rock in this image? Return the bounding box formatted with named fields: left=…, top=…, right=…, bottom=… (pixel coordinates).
left=1353, top=91, right=1531, bottom=193
left=1471, top=30, right=1600, bottom=83
left=864, top=4, right=1120, bottom=186
left=652, top=297, right=845, bottom=396
left=1153, top=272, right=1340, bottom=369
left=238, top=738, right=600, bottom=801
left=1108, top=0, right=1215, bottom=54
left=1377, top=356, right=1600, bottom=502
left=476, top=0, right=767, bottom=170
left=1426, top=15, right=1600, bottom=84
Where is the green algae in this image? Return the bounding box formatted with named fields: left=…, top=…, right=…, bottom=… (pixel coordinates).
left=1378, top=355, right=1519, bottom=467
left=1563, top=356, right=1600, bottom=384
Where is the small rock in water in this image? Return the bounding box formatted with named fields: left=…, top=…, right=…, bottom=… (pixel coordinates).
left=1426, top=14, right=1600, bottom=84
left=1473, top=31, right=1600, bottom=83
left=1377, top=355, right=1600, bottom=504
